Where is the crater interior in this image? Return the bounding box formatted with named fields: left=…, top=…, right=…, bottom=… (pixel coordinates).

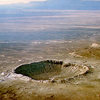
left=14, top=60, right=89, bottom=81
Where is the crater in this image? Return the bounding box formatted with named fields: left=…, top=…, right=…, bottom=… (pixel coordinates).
left=14, top=60, right=89, bottom=81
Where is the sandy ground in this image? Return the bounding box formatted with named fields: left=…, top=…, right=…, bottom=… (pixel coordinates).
left=0, top=40, right=100, bottom=100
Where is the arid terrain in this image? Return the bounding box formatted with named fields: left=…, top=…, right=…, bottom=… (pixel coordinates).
left=0, top=10, right=100, bottom=100
left=0, top=37, right=100, bottom=100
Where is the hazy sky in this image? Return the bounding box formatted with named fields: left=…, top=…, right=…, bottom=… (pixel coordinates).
left=0, top=0, right=47, bottom=5
left=0, top=0, right=100, bottom=10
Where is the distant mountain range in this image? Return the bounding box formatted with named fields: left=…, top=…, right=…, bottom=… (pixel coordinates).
left=31, top=0, right=100, bottom=10
left=0, top=0, right=100, bottom=10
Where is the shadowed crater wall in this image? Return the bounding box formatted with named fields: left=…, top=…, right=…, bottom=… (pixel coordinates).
left=14, top=60, right=63, bottom=80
